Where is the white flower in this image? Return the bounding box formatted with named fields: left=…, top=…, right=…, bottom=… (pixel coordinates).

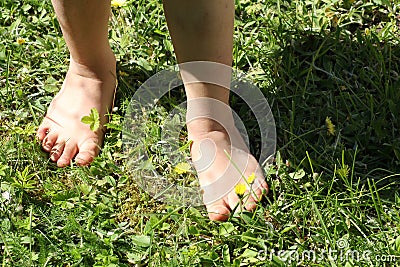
left=2, top=191, right=10, bottom=201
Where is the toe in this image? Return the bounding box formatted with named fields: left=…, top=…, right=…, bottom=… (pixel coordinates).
left=57, top=142, right=78, bottom=167
left=244, top=179, right=268, bottom=211
left=227, top=191, right=241, bottom=211
left=42, top=132, right=58, bottom=152
left=36, top=127, right=49, bottom=142
left=206, top=203, right=231, bottom=221
left=37, top=120, right=51, bottom=141
left=75, top=138, right=100, bottom=166
left=244, top=195, right=258, bottom=211
left=50, top=140, right=66, bottom=162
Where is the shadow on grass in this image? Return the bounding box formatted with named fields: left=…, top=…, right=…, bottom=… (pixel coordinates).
left=267, top=26, right=400, bottom=180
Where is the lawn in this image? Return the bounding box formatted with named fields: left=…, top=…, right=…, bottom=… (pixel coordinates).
left=1, top=0, right=400, bottom=266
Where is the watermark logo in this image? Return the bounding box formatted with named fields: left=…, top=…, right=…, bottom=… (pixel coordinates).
left=336, top=238, right=349, bottom=250
left=122, top=61, right=276, bottom=206
left=256, top=238, right=398, bottom=264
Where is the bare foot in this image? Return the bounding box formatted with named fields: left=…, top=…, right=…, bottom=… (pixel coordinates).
left=37, top=53, right=116, bottom=167
left=188, top=118, right=268, bottom=221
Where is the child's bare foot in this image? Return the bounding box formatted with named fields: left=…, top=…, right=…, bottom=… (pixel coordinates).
left=37, top=53, right=116, bottom=167
left=188, top=118, right=268, bottom=221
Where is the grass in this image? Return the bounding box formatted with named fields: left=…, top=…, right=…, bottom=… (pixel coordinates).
left=1, top=0, right=400, bottom=266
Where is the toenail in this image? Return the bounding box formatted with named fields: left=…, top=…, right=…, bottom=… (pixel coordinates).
left=76, top=160, right=89, bottom=166
left=50, top=150, right=59, bottom=159
left=58, top=159, right=67, bottom=166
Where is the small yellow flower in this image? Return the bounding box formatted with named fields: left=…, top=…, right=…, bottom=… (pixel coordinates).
left=325, top=117, right=336, bottom=136
left=118, top=70, right=128, bottom=76
left=17, top=37, right=25, bottom=45
left=332, top=16, right=339, bottom=28
left=174, top=162, right=191, bottom=175
left=247, top=172, right=256, bottom=184
left=234, top=183, right=246, bottom=196
left=111, top=0, right=126, bottom=8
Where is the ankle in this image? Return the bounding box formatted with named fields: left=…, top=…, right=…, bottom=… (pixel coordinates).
left=69, top=50, right=116, bottom=80
left=186, top=97, right=235, bottom=134
left=187, top=118, right=236, bottom=142
left=187, top=117, right=225, bottom=132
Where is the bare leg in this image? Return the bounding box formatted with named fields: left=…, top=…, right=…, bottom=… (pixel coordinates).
left=163, top=0, right=268, bottom=221
left=37, top=0, right=116, bottom=167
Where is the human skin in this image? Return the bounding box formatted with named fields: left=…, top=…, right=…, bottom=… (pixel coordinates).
left=37, top=0, right=268, bottom=221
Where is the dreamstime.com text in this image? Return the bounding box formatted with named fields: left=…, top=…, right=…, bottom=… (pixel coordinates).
left=257, top=243, right=398, bottom=264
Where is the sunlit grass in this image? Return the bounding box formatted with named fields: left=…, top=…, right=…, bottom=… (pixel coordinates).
left=1, top=0, right=399, bottom=266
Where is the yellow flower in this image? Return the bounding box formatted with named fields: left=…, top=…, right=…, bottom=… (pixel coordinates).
left=234, top=183, right=246, bottom=196
left=332, top=16, right=339, bottom=28
left=118, top=70, right=128, bottom=76
left=111, top=0, right=126, bottom=8
left=16, top=37, right=25, bottom=45
left=174, top=162, right=191, bottom=175
left=325, top=117, right=336, bottom=136
left=247, top=172, right=256, bottom=184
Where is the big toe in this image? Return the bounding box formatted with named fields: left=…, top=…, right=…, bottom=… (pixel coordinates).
left=75, top=138, right=100, bottom=166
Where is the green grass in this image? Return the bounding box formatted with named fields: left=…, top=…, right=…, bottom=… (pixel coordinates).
left=1, top=0, right=400, bottom=266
